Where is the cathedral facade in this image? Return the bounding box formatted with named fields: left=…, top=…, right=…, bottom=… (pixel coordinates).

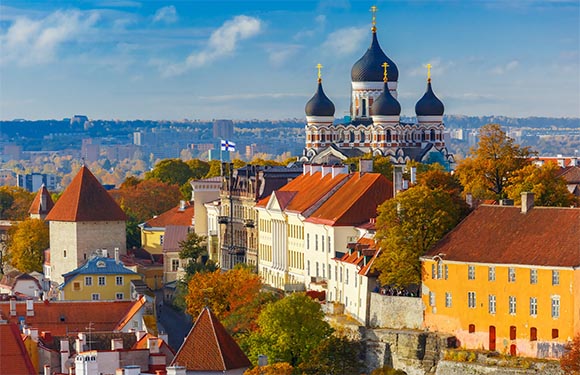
left=301, top=11, right=454, bottom=168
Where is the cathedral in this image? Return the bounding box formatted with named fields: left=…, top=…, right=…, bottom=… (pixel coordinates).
left=301, top=8, right=454, bottom=168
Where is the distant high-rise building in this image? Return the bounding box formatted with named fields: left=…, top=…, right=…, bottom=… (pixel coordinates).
left=212, top=119, right=234, bottom=140
left=17, top=173, right=58, bottom=192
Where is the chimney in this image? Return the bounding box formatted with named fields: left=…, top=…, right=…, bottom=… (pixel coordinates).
left=76, top=333, right=86, bottom=353
left=179, top=200, right=186, bottom=211
left=166, top=366, right=187, bottom=375
left=156, top=370, right=167, bottom=375
left=118, top=365, right=141, bottom=375
left=302, top=163, right=309, bottom=175
left=44, top=365, right=51, bottom=375
left=135, top=330, right=147, bottom=341
left=158, top=332, right=169, bottom=344
left=321, top=165, right=332, bottom=178
left=359, top=159, right=373, bottom=173
left=410, top=167, right=417, bottom=184
left=111, top=338, right=123, bottom=350
left=147, top=337, right=160, bottom=354
left=41, top=331, right=53, bottom=343
left=521, top=192, right=534, bottom=214
left=29, top=327, right=38, bottom=342
left=9, top=299, right=16, bottom=316
left=309, top=164, right=322, bottom=175
left=114, top=247, right=119, bottom=263
left=60, top=339, right=69, bottom=374
left=393, top=167, right=403, bottom=196
left=26, top=299, right=34, bottom=316
left=331, top=165, right=349, bottom=178
left=499, top=199, right=514, bottom=206
left=465, top=193, right=473, bottom=208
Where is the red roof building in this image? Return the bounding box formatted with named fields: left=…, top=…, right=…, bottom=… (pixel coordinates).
left=0, top=321, right=36, bottom=375
left=28, top=184, right=54, bottom=220
left=171, top=307, right=250, bottom=373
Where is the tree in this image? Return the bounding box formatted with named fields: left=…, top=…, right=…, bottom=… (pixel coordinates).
left=561, top=334, right=580, bottom=374
left=6, top=219, right=49, bottom=273
left=0, top=186, right=34, bottom=221
left=0, top=190, right=14, bottom=219
left=243, top=363, right=294, bottom=375
left=145, top=159, right=193, bottom=186
left=246, top=293, right=333, bottom=367
left=505, top=163, right=576, bottom=207
left=205, top=160, right=223, bottom=178
left=184, top=268, right=265, bottom=334
left=299, top=335, right=363, bottom=375
left=178, top=231, right=216, bottom=278
left=455, top=124, right=533, bottom=200
left=187, top=159, right=210, bottom=180
left=373, top=185, right=461, bottom=287
left=371, top=367, right=408, bottom=375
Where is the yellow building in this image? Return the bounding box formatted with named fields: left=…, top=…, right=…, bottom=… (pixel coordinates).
left=421, top=193, right=580, bottom=359
left=59, top=256, right=142, bottom=301
left=139, top=201, right=194, bottom=255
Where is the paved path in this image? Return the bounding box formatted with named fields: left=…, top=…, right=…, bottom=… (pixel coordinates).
left=155, top=291, right=193, bottom=352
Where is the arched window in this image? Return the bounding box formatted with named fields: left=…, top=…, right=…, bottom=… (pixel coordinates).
left=349, top=131, right=355, bottom=143
left=361, top=99, right=367, bottom=117
left=386, top=129, right=392, bottom=142
left=421, top=130, right=426, bottom=141
left=431, top=129, right=436, bottom=141
left=360, top=131, right=365, bottom=142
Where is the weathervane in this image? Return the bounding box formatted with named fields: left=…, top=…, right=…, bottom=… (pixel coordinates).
left=382, top=62, right=389, bottom=83
left=370, top=5, right=378, bottom=32
left=316, top=63, right=323, bottom=83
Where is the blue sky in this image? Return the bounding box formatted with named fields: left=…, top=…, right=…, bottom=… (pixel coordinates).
left=0, top=0, right=578, bottom=120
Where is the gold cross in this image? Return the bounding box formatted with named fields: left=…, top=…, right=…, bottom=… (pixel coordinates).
left=370, top=5, right=378, bottom=31
left=382, top=62, right=389, bottom=82
left=316, top=63, right=323, bottom=81
left=426, top=63, right=432, bottom=80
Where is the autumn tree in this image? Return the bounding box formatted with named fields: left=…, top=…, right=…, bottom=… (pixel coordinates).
left=145, top=158, right=192, bottom=186
left=6, top=219, right=49, bottom=273
left=561, top=334, right=580, bottom=374
left=505, top=163, right=576, bottom=207
left=371, top=367, right=408, bottom=375
left=178, top=231, right=216, bottom=278
left=455, top=123, right=533, bottom=200
left=186, top=159, right=210, bottom=180
left=0, top=186, right=35, bottom=221
left=299, top=335, right=363, bottom=375
left=245, top=293, right=333, bottom=367
left=184, top=268, right=268, bottom=334
left=374, top=185, right=462, bottom=287
left=243, top=363, right=294, bottom=375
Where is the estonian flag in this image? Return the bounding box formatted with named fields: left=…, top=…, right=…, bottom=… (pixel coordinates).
left=220, top=140, right=236, bottom=152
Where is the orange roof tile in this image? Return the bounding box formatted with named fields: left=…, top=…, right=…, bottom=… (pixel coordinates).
left=143, top=202, right=194, bottom=228
left=115, top=296, right=146, bottom=331
left=425, top=205, right=580, bottom=267
left=338, top=237, right=380, bottom=276
left=306, top=173, right=392, bottom=226
left=557, top=166, right=580, bottom=183
left=28, top=185, right=54, bottom=216
left=0, top=322, right=36, bottom=375
left=45, top=166, right=127, bottom=222
left=172, top=307, right=250, bottom=371
left=133, top=332, right=176, bottom=355
left=0, top=300, right=138, bottom=336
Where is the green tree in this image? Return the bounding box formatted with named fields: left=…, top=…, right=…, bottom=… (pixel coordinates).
left=0, top=190, right=14, bottom=219
left=246, top=293, right=333, bottom=367
left=299, top=335, right=363, bottom=375
left=178, top=231, right=213, bottom=278
left=205, top=160, right=223, bottom=178
left=455, top=124, right=533, bottom=200
left=0, top=186, right=34, bottom=221
left=373, top=185, right=461, bottom=287
left=187, top=159, right=210, bottom=179
left=145, top=158, right=193, bottom=186
left=6, top=219, right=49, bottom=272
left=505, top=163, right=576, bottom=207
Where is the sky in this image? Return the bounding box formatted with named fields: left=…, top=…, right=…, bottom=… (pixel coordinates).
left=0, top=0, right=578, bottom=121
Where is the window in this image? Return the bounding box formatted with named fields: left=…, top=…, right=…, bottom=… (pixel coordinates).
left=445, top=292, right=452, bottom=308
left=321, top=236, right=324, bottom=252
left=172, top=259, right=179, bottom=272
left=488, top=266, right=495, bottom=281
left=307, top=234, right=310, bottom=249
left=551, top=296, right=560, bottom=319
left=316, top=262, right=319, bottom=277
left=432, top=264, right=436, bottom=279
left=116, top=276, right=123, bottom=286
left=328, top=237, right=331, bottom=253
left=444, top=265, right=448, bottom=279
left=63, top=250, right=67, bottom=258
left=91, top=294, right=100, bottom=301
left=530, top=269, right=538, bottom=284
left=508, top=267, right=516, bottom=282
left=468, top=291, right=476, bottom=308
left=552, top=270, right=560, bottom=286
left=116, top=293, right=124, bottom=300
left=159, top=235, right=164, bottom=245
left=73, top=282, right=81, bottom=291
left=509, top=296, right=517, bottom=314
left=328, top=265, right=332, bottom=280
left=529, top=297, right=538, bottom=316
left=552, top=329, right=559, bottom=339
left=98, top=276, right=106, bottom=286
left=354, top=274, right=357, bottom=287
left=85, top=277, right=92, bottom=286
left=530, top=327, right=537, bottom=341
left=468, top=265, right=475, bottom=280
left=488, top=295, right=496, bottom=314
left=429, top=292, right=436, bottom=307
left=315, top=234, right=318, bottom=251
left=346, top=269, right=349, bottom=285
left=307, top=261, right=310, bottom=275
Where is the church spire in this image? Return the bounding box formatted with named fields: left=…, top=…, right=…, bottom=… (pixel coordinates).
left=370, top=5, right=378, bottom=33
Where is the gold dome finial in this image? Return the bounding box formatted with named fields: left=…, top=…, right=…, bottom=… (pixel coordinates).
left=370, top=5, right=378, bottom=32
left=426, top=63, right=432, bottom=82
left=382, top=62, right=389, bottom=83
left=316, top=63, right=323, bottom=83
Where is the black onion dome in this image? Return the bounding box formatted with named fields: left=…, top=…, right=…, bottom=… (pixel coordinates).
left=305, top=81, right=335, bottom=117
left=415, top=81, right=444, bottom=116
left=372, top=82, right=401, bottom=116
left=351, top=32, right=398, bottom=82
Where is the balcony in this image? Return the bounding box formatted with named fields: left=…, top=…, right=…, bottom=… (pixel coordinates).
left=244, top=219, right=255, bottom=228
left=217, top=216, right=229, bottom=224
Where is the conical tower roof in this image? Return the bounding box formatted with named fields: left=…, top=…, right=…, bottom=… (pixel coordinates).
left=351, top=31, right=398, bottom=82
left=372, top=81, right=401, bottom=116
left=415, top=80, right=444, bottom=116
left=28, top=185, right=54, bottom=216
left=45, top=166, right=127, bottom=222
left=171, top=307, right=251, bottom=371
left=305, top=80, right=335, bottom=117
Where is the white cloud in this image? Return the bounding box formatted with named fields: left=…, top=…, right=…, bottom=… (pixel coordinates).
left=0, top=9, right=99, bottom=65
left=408, top=58, right=455, bottom=78
left=491, top=59, right=519, bottom=75
left=293, top=14, right=326, bottom=40
left=153, top=5, right=178, bottom=24
left=267, top=45, right=302, bottom=66
left=162, top=15, right=262, bottom=77
left=322, top=26, right=366, bottom=55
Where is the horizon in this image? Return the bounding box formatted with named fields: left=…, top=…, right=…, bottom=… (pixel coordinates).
left=1, top=1, right=579, bottom=120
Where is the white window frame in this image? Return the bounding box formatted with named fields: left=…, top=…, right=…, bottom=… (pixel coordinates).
left=509, top=296, right=517, bottom=315
left=488, top=294, right=496, bottom=314
left=116, top=293, right=124, bottom=300
left=468, top=265, right=475, bottom=280
left=552, top=270, right=560, bottom=286
left=429, top=292, right=436, bottom=307
left=116, top=276, right=123, bottom=286
left=508, top=267, right=516, bottom=283
left=530, top=269, right=538, bottom=285
left=488, top=266, right=495, bottom=282
left=529, top=297, right=538, bottom=316
left=172, top=259, right=179, bottom=272
left=85, top=276, right=93, bottom=286
left=551, top=296, right=560, bottom=319
left=445, top=292, right=452, bottom=308
left=98, top=276, right=106, bottom=286
left=91, top=293, right=100, bottom=301
left=468, top=291, right=476, bottom=309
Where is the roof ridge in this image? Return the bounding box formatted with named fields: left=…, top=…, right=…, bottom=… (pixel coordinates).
left=208, top=308, right=227, bottom=370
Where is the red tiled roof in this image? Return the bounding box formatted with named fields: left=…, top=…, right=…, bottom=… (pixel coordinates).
left=425, top=205, right=580, bottom=267
left=115, top=296, right=147, bottom=331
left=45, top=166, right=127, bottom=222
left=0, top=272, right=42, bottom=291
left=172, top=307, right=250, bottom=371
left=144, top=202, right=194, bottom=228
left=163, top=225, right=189, bottom=253
left=256, top=171, right=350, bottom=214
left=28, top=185, right=54, bottom=216
left=0, top=322, right=36, bottom=375
left=132, top=332, right=176, bottom=355
left=306, top=173, right=392, bottom=226
left=557, top=166, right=580, bottom=184
left=0, top=300, right=138, bottom=336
